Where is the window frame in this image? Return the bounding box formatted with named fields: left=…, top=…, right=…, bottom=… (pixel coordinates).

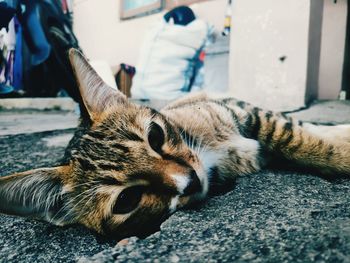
left=165, top=0, right=211, bottom=9
left=120, top=0, right=163, bottom=20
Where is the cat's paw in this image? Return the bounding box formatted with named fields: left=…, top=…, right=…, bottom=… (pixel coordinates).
left=328, top=124, right=350, bottom=143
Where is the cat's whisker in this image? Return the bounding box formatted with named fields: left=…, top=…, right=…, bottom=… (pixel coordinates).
left=50, top=185, right=100, bottom=224
left=62, top=186, right=98, bottom=210
left=43, top=191, right=62, bottom=213
left=72, top=187, right=106, bottom=221
left=195, top=137, right=205, bottom=156
left=197, top=141, right=210, bottom=158
left=69, top=180, right=101, bottom=190
left=52, top=193, right=93, bottom=225
left=79, top=187, right=103, bottom=215
left=35, top=180, right=101, bottom=215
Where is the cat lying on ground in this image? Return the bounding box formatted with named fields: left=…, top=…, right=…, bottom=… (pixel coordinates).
left=0, top=49, right=349, bottom=239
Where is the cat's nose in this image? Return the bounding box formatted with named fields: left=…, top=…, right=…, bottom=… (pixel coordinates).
left=183, top=170, right=201, bottom=196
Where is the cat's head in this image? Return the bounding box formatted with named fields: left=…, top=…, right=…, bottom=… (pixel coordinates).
left=0, top=49, right=208, bottom=239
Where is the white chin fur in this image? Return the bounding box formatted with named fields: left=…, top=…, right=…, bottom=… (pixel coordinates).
left=198, top=168, right=209, bottom=197
left=171, top=174, right=190, bottom=195
left=169, top=196, right=179, bottom=213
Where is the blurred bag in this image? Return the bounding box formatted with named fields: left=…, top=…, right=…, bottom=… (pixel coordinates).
left=131, top=12, right=213, bottom=100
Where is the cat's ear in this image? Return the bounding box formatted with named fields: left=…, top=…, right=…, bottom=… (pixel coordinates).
left=68, top=48, right=127, bottom=122
left=0, top=166, right=75, bottom=226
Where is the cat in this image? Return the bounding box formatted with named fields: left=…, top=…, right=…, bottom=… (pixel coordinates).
left=0, top=49, right=349, bottom=240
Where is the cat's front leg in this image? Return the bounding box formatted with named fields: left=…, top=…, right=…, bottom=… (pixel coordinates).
left=245, top=107, right=350, bottom=176
left=199, top=136, right=262, bottom=194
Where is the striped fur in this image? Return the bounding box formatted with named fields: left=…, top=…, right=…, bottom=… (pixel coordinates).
left=1, top=49, right=349, bottom=239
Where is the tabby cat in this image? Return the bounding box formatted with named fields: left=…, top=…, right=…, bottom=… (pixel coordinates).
left=1, top=49, right=349, bottom=239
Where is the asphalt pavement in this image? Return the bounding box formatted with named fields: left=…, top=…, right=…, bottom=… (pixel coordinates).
left=0, top=100, right=350, bottom=262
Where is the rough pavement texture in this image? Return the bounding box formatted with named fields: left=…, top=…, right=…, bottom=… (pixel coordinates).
left=1, top=100, right=350, bottom=262
left=0, top=110, right=78, bottom=136
left=85, top=173, right=350, bottom=263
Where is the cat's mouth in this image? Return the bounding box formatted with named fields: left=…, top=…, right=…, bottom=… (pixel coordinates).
left=168, top=167, right=208, bottom=212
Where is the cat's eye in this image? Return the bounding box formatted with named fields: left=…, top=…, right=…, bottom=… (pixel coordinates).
left=148, top=122, right=165, bottom=153
left=113, top=186, right=144, bottom=214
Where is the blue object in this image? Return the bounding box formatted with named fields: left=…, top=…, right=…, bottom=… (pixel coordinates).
left=20, top=1, right=51, bottom=66
left=13, top=17, right=23, bottom=90
left=0, top=83, right=14, bottom=94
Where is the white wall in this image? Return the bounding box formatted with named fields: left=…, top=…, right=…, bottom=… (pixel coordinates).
left=318, top=0, right=347, bottom=99
left=73, top=0, right=348, bottom=104
left=305, top=0, right=324, bottom=102
left=73, top=0, right=226, bottom=68
left=229, top=0, right=315, bottom=111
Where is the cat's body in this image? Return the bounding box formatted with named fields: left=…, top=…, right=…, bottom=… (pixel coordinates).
left=1, top=49, right=349, bottom=240
left=162, top=94, right=350, bottom=178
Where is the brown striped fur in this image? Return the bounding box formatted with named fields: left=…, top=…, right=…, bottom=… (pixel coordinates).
left=1, top=49, right=349, bottom=239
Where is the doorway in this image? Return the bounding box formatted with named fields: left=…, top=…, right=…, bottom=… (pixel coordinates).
left=341, top=0, right=350, bottom=99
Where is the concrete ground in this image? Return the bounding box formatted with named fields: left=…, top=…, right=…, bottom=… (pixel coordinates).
left=0, top=99, right=350, bottom=262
